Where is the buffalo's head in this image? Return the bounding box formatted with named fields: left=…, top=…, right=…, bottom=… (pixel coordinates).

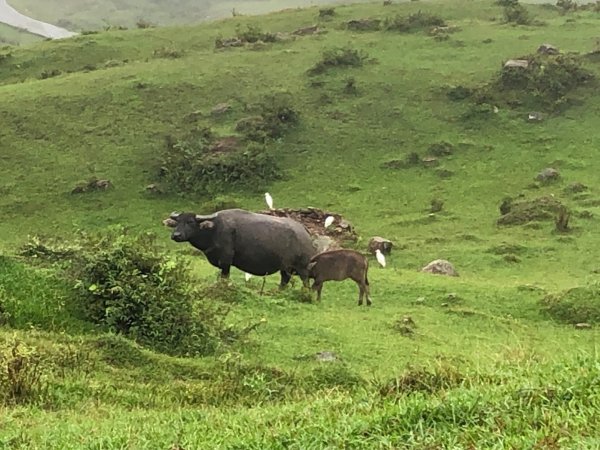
left=164, top=211, right=218, bottom=248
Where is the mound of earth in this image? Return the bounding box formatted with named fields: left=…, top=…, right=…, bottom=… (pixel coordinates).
left=259, top=207, right=357, bottom=244
left=541, top=285, right=600, bottom=324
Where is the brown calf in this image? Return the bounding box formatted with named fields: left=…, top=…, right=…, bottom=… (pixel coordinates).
left=307, top=249, right=372, bottom=306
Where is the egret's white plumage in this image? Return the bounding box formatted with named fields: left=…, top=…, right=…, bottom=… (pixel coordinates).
left=265, top=192, right=274, bottom=210
left=375, top=249, right=386, bottom=268
left=324, top=216, right=335, bottom=228
left=245, top=272, right=253, bottom=282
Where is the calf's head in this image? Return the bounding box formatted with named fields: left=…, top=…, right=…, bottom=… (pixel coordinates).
left=164, top=212, right=218, bottom=247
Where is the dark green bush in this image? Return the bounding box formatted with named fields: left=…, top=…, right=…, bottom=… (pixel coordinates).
left=235, top=24, right=277, bottom=43
left=160, top=129, right=282, bottom=195
left=503, top=4, right=532, bottom=24
left=384, top=11, right=446, bottom=33
left=541, top=284, right=600, bottom=324
left=20, top=230, right=244, bottom=356
left=308, top=47, right=368, bottom=75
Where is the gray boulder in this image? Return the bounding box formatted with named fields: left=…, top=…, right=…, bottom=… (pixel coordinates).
left=421, top=259, right=459, bottom=277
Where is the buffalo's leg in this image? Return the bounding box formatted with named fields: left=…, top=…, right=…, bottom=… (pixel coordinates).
left=220, top=266, right=231, bottom=279
left=312, top=280, right=323, bottom=301
left=279, top=270, right=292, bottom=289
left=357, top=282, right=364, bottom=306
left=295, top=267, right=311, bottom=289
left=365, top=282, right=372, bottom=306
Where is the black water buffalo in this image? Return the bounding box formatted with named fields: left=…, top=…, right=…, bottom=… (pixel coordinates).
left=308, top=249, right=372, bottom=306
left=164, top=209, right=316, bottom=288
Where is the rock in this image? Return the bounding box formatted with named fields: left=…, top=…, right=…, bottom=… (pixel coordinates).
left=536, top=167, right=560, bottom=183
left=575, top=323, right=592, bottom=329
left=315, top=351, right=338, bottom=362
left=504, top=59, right=529, bottom=69
left=211, top=103, right=231, bottom=116
left=312, top=235, right=338, bottom=253
left=421, top=259, right=459, bottom=277
left=422, top=156, right=439, bottom=167
left=145, top=183, right=163, bottom=194
left=367, top=237, right=394, bottom=256
left=71, top=178, right=113, bottom=194
left=292, top=25, right=320, bottom=36
left=537, top=43, right=559, bottom=55
left=215, top=37, right=244, bottom=48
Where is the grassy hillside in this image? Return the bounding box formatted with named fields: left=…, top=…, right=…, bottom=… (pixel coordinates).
left=1, top=0, right=600, bottom=447
left=0, top=23, right=42, bottom=45
left=9, top=0, right=365, bottom=30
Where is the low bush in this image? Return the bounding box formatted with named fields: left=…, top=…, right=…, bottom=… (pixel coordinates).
left=503, top=4, right=531, bottom=24
left=160, top=131, right=282, bottom=195
left=19, top=230, right=250, bottom=356
left=541, top=284, right=600, bottom=324
left=384, top=11, right=446, bottom=33
left=472, top=53, right=593, bottom=112
left=308, top=47, right=368, bottom=75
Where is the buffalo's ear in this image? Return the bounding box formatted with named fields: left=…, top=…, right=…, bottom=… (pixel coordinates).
left=307, top=261, right=317, bottom=272
left=163, top=218, right=178, bottom=228
left=199, top=220, right=215, bottom=230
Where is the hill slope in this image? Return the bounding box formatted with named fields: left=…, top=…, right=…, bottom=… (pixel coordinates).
left=1, top=1, right=600, bottom=447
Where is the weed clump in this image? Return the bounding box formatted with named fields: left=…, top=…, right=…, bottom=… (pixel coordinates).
left=428, top=141, right=454, bottom=157
left=0, top=340, right=47, bottom=405
left=318, top=7, right=335, bottom=18
left=384, top=11, right=446, bottom=33
left=541, top=284, right=600, bottom=324
left=153, top=47, right=183, bottom=59
left=379, top=363, right=465, bottom=396
left=497, top=195, right=565, bottom=226
left=308, top=47, right=368, bottom=75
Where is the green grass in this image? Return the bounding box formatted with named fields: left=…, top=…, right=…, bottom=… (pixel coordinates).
left=0, top=23, right=42, bottom=45
left=1, top=0, right=600, bottom=447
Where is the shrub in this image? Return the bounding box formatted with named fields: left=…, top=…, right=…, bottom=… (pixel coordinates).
left=428, top=141, right=454, bottom=157
left=21, top=230, right=245, bottom=356
left=503, top=4, right=531, bottom=24
left=556, top=0, right=578, bottom=13
left=384, top=11, right=446, bottom=33
left=555, top=205, right=571, bottom=232
left=153, top=47, right=183, bottom=59
left=235, top=24, right=277, bottom=43
left=318, top=7, right=335, bottom=18
left=496, top=0, right=520, bottom=6
left=473, top=53, right=593, bottom=112
left=497, top=195, right=565, bottom=226
left=308, top=47, right=368, bottom=75
left=541, top=284, right=600, bottom=324
left=160, top=129, right=282, bottom=195
left=136, top=18, right=155, bottom=29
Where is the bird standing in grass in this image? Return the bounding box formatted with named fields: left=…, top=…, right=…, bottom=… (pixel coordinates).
left=245, top=272, right=252, bottom=282
left=265, top=192, right=274, bottom=210
left=375, top=249, right=386, bottom=268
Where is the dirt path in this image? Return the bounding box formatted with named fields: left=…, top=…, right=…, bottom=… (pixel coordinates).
left=0, top=0, right=76, bottom=39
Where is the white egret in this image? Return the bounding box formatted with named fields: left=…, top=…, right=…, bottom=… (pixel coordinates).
left=375, top=249, right=386, bottom=268
left=265, top=192, right=274, bottom=210
left=324, top=215, right=335, bottom=228
left=244, top=272, right=253, bottom=282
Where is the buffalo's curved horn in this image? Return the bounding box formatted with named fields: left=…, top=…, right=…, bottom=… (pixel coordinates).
left=195, top=213, right=218, bottom=222
left=170, top=211, right=181, bottom=219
